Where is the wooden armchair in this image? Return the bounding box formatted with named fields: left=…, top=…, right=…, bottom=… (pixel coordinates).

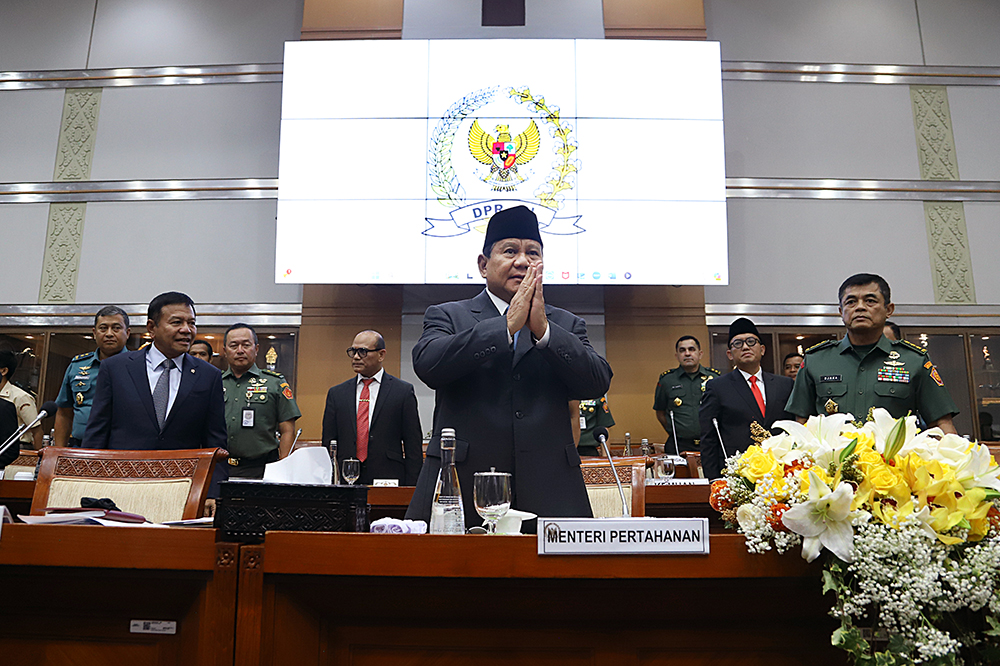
left=2, top=450, right=39, bottom=480
left=30, top=447, right=226, bottom=523
left=580, top=456, right=646, bottom=517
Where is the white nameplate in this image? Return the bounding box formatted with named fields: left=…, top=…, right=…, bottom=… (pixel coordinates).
left=537, top=517, right=709, bottom=555
left=130, top=620, right=177, bottom=635
left=372, top=479, right=399, bottom=487
left=647, top=478, right=710, bottom=486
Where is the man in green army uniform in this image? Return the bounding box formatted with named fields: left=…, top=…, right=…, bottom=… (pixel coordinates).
left=221, top=323, right=301, bottom=479
left=786, top=273, right=958, bottom=433
left=654, top=335, right=721, bottom=453
left=577, top=395, right=615, bottom=457
left=54, top=306, right=131, bottom=447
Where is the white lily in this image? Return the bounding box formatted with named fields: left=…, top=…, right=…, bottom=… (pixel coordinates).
left=760, top=432, right=802, bottom=465
left=772, top=413, right=855, bottom=469
left=950, top=440, right=1000, bottom=492
left=781, top=470, right=856, bottom=563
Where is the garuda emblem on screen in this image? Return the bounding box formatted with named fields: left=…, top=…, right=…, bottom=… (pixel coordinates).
left=424, top=86, right=582, bottom=238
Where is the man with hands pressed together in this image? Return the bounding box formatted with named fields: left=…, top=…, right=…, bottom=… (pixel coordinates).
left=405, top=205, right=613, bottom=529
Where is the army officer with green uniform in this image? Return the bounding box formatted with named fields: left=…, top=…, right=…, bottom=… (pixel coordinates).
left=221, top=323, right=301, bottom=478
left=654, top=335, right=721, bottom=452
left=786, top=273, right=958, bottom=432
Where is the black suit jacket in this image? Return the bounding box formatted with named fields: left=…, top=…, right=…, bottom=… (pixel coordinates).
left=0, top=398, right=19, bottom=468
left=699, top=369, right=794, bottom=480
left=82, top=348, right=227, bottom=453
left=405, top=289, right=613, bottom=528
left=321, top=372, right=423, bottom=486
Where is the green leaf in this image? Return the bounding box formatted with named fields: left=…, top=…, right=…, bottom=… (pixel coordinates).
left=832, top=625, right=869, bottom=655
left=984, top=488, right=1000, bottom=501
left=839, top=437, right=859, bottom=463
left=985, top=614, right=1000, bottom=637
left=822, top=569, right=842, bottom=595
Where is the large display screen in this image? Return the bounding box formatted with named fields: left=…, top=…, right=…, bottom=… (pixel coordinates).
left=276, top=39, right=728, bottom=285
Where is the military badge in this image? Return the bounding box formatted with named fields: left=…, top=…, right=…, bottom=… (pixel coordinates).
left=75, top=392, right=84, bottom=406
left=877, top=367, right=910, bottom=383
left=888, top=351, right=900, bottom=360
left=930, top=366, right=945, bottom=387
left=674, top=397, right=683, bottom=407
left=283, top=387, right=294, bottom=400
left=825, top=398, right=838, bottom=414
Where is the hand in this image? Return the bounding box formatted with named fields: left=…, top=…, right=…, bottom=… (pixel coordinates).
left=506, top=264, right=537, bottom=336
left=528, top=264, right=548, bottom=339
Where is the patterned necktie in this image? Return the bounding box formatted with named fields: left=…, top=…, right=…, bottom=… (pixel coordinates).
left=357, top=378, right=374, bottom=462
left=749, top=375, right=766, bottom=418
left=152, top=358, right=176, bottom=429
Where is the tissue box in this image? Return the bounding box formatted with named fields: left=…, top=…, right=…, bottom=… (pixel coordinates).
left=214, top=481, right=370, bottom=543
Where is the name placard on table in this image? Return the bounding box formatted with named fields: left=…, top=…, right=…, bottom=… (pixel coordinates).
left=537, top=517, right=710, bottom=555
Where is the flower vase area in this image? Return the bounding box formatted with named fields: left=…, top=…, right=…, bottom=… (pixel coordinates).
left=709, top=408, right=1000, bottom=665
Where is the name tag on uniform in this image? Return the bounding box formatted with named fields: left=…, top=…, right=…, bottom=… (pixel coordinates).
left=579, top=416, right=586, bottom=429
left=820, top=375, right=842, bottom=382
left=242, top=409, right=254, bottom=427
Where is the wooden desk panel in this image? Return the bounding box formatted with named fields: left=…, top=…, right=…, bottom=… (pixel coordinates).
left=0, top=525, right=238, bottom=666
left=0, top=479, right=34, bottom=516
left=238, top=532, right=843, bottom=666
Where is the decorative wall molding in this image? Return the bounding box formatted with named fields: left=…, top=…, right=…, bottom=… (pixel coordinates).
left=0, top=64, right=281, bottom=91
left=725, top=178, right=1000, bottom=201
left=0, top=178, right=278, bottom=204
left=38, top=203, right=86, bottom=304
left=705, top=303, right=1000, bottom=328
left=924, top=202, right=976, bottom=304
left=54, top=89, right=101, bottom=182
left=0, top=303, right=301, bottom=327
left=910, top=86, right=959, bottom=181
left=723, top=61, right=1000, bottom=86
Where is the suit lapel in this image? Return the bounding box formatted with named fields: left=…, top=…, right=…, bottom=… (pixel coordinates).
left=128, top=350, right=159, bottom=427
left=470, top=289, right=500, bottom=323
left=371, top=374, right=391, bottom=427
left=762, top=373, right=782, bottom=424
left=732, top=371, right=763, bottom=418
left=162, top=355, right=195, bottom=431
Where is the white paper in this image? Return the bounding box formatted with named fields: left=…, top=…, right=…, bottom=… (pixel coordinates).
left=262, top=446, right=332, bottom=485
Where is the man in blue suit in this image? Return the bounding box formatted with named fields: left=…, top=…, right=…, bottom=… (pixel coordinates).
left=82, top=292, right=227, bottom=469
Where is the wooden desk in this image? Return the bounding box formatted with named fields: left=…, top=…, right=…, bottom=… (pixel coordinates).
left=0, top=479, right=34, bottom=516
left=0, top=525, right=238, bottom=666
left=236, top=532, right=844, bottom=666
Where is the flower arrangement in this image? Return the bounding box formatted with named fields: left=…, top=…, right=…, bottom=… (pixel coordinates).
left=709, top=409, right=1000, bottom=665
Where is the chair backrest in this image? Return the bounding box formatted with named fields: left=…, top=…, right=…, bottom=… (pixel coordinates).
left=580, top=456, right=646, bottom=517
left=31, top=447, right=225, bottom=523
left=2, top=450, right=39, bottom=480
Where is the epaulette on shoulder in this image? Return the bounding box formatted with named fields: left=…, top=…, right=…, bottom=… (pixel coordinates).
left=261, top=368, right=285, bottom=378
left=659, top=370, right=670, bottom=377
left=804, top=339, right=837, bottom=354
left=708, top=367, right=721, bottom=375
left=72, top=352, right=91, bottom=361
left=898, top=339, right=928, bottom=355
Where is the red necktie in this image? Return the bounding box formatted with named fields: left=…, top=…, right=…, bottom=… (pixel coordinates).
left=749, top=375, right=766, bottom=418
left=357, top=378, right=374, bottom=462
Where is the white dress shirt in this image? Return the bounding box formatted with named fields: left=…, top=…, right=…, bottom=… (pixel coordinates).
left=485, top=288, right=550, bottom=348
left=738, top=367, right=767, bottom=406
left=355, top=367, right=384, bottom=430
left=146, top=344, right=184, bottom=418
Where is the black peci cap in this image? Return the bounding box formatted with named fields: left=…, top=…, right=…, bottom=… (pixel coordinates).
left=482, top=205, right=543, bottom=254
left=728, top=317, right=761, bottom=344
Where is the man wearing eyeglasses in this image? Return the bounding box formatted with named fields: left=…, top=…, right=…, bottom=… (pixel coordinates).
left=321, top=330, right=423, bottom=486
left=404, top=205, right=612, bottom=530
left=699, top=318, right=794, bottom=479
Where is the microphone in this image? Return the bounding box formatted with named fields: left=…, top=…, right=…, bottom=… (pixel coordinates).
left=593, top=426, right=629, bottom=517
left=0, top=400, right=58, bottom=463
left=712, top=417, right=730, bottom=460
left=669, top=410, right=681, bottom=457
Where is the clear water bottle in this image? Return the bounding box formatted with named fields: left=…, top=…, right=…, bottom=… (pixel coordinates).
left=430, top=428, right=465, bottom=534
left=328, top=440, right=339, bottom=485
left=641, top=438, right=651, bottom=456
left=623, top=432, right=632, bottom=457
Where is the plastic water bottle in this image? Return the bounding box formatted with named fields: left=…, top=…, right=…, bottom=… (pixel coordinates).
left=328, top=440, right=339, bottom=485
left=430, top=428, right=465, bottom=534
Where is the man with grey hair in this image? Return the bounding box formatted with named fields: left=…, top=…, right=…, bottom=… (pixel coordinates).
left=54, top=305, right=131, bottom=447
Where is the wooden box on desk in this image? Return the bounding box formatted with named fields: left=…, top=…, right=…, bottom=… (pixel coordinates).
left=214, top=481, right=369, bottom=542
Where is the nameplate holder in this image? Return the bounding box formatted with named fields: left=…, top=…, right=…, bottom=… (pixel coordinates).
left=648, top=478, right=710, bottom=486
left=372, top=479, right=399, bottom=487
left=130, top=620, right=177, bottom=635
left=537, top=517, right=709, bottom=555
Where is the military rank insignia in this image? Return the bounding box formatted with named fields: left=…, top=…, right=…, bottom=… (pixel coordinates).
left=877, top=367, right=910, bottom=383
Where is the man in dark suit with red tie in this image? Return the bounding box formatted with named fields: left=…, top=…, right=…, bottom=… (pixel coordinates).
left=699, top=318, right=794, bottom=480
left=321, top=330, right=424, bottom=486
left=82, top=292, right=227, bottom=472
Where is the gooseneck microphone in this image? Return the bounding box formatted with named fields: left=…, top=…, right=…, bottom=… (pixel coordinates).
left=712, top=417, right=730, bottom=460
left=669, top=410, right=681, bottom=457
left=593, top=426, right=629, bottom=517
left=0, top=400, right=59, bottom=463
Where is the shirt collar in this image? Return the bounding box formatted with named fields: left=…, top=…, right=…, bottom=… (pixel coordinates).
left=738, top=367, right=763, bottom=384
left=838, top=334, right=891, bottom=357
left=358, top=367, right=384, bottom=385
left=147, top=343, right=183, bottom=372
left=222, top=363, right=260, bottom=380
left=485, top=288, right=511, bottom=316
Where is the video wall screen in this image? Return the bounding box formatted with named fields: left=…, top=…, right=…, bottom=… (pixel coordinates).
left=276, top=39, right=728, bottom=285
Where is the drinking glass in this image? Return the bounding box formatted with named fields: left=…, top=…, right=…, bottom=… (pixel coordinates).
left=342, top=458, right=361, bottom=485
left=473, top=469, right=511, bottom=534
left=654, top=455, right=676, bottom=481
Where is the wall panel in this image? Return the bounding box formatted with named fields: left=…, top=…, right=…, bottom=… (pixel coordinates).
left=76, top=199, right=301, bottom=304
left=0, top=0, right=96, bottom=71
left=964, top=203, right=1000, bottom=305
left=90, top=84, right=282, bottom=180
left=0, top=204, right=52, bottom=303
left=946, top=87, right=1000, bottom=182
left=0, top=90, right=67, bottom=183
left=918, top=0, right=1000, bottom=67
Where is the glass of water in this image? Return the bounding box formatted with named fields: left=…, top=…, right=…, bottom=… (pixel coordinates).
left=473, top=468, right=511, bottom=534
left=342, top=458, right=361, bottom=485
left=654, top=455, right=676, bottom=481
